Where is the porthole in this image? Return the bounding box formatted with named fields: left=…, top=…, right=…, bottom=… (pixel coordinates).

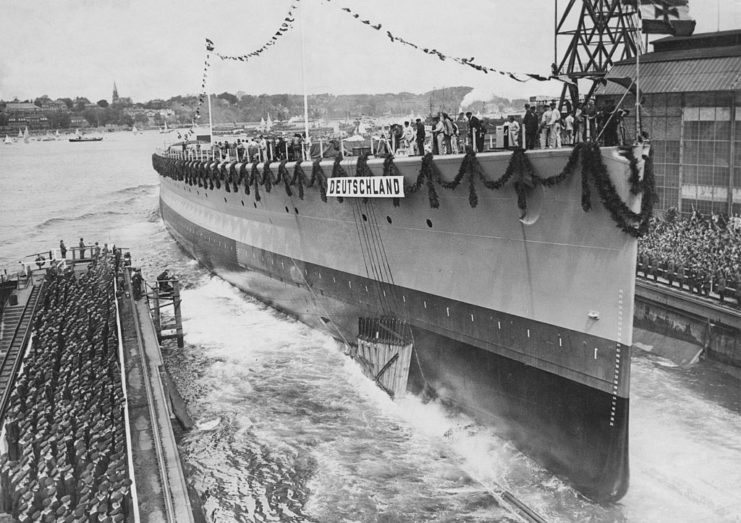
left=362, top=214, right=368, bottom=221
left=253, top=202, right=257, bottom=209
left=224, top=197, right=227, bottom=203
left=387, top=216, right=392, bottom=224
left=285, top=206, right=290, bottom=213
left=426, top=219, right=432, bottom=228
left=294, top=207, right=299, bottom=214
left=241, top=200, right=244, bottom=206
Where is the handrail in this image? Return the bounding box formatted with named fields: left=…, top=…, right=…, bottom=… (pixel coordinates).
left=636, top=262, right=741, bottom=308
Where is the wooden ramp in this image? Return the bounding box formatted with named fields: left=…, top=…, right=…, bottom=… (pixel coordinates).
left=355, top=317, right=413, bottom=398
left=0, top=281, right=43, bottom=421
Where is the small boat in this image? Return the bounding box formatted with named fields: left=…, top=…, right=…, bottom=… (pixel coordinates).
left=3, top=135, right=12, bottom=145
left=55, top=130, right=60, bottom=140
left=41, top=131, right=56, bottom=142
left=159, top=121, right=169, bottom=134
left=132, top=125, right=139, bottom=135
left=23, top=127, right=30, bottom=144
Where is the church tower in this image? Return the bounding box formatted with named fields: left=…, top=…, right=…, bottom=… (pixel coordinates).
left=112, top=82, right=119, bottom=104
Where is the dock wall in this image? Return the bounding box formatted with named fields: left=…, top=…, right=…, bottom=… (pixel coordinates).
left=634, top=279, right=741, bottom=366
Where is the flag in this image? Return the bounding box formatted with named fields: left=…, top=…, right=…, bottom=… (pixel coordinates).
left=624, top=0, right=696, bottom=36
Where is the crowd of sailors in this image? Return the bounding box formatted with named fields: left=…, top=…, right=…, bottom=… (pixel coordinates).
left=0, top=250, right=131, bottom=521
left=638, top=211, right=741, bottom=305
left=171, top=98, right=631, bottom=165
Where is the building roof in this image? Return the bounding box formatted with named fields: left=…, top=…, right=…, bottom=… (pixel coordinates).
left=598, top=31, right=741, bottom=95
left=651, top=29, right=741, bottom=53
left=5, top=102, right=39, bottom=111
left=599, top=56, right=741, bottom=95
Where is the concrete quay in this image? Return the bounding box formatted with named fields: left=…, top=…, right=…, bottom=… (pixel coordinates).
left=118, top=266, right=194, bottom=523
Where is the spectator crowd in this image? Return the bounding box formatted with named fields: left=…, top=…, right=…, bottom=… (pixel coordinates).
left=0, top=253, right=131, bottom=521
left=638, top=210, right=741, bottom=304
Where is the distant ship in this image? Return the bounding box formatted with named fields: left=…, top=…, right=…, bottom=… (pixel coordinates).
left=68, top=136, right=103, bottom=142
left=69, top=129, right=103, bottom=142
left=152, top=141, right=650, bottom=502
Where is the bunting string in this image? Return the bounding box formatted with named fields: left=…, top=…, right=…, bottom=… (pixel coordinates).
left=214, top=1, right=299, bottom=62
left=329, top=2, right=551, bottom=82
left=178, top=2, right=299, bottom=141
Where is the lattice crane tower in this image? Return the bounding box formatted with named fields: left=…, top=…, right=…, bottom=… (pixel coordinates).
left=554, top=0, right=643, bottom=108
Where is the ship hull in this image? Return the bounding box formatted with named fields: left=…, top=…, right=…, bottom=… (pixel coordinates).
left=155, top=147, right=640, bottom=502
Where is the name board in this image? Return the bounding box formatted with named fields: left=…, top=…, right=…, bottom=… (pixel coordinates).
left=326, top=176, right=405, bottom=198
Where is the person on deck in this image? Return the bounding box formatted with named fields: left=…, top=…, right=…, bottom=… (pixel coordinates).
left=465, top=112, right=480, bottom=152
left=441, top=113, right=454, bottom=154
left=402, top=121, right=414, bottom=152
left=59, top=240, right=67, bottom=259
left=78, top=238, right=85, bottom=260
left=523, top=104, right=539, bottom=150
left=548, top=102, right=562, bottom=148
left=415, top=119, right=426, bottom=156
left=507, top=116, right=520, bottom=149
left=540, top=105, right=552, bottom=148
left=563, top=110, right=574, bottom=145
left=432, top=116, right=444, bottom=155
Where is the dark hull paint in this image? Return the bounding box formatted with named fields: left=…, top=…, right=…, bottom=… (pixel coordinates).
left=161, top=199, right=629, bottom=502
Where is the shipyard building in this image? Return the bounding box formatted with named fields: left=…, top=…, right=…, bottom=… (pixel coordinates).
left=597, top=29, right=741, bottom=216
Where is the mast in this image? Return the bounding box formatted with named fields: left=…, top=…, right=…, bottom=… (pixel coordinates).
left=635, top=43, right=641, bottom=139
left=299, top=0, right=310, bottom=159
left=207, top=92, right=214, bottom=145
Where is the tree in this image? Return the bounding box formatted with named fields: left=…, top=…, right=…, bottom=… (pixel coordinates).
left=97, top=99, right=109, bottom=108
left=58, top=98, right=74, bottom=110
left=74, top=97, right=91, bottom=112
left=134, top=113, right=149, bottom=125
left=34, top=95, right=51, bottom=108
left=216, top=92, right=238, bottom=105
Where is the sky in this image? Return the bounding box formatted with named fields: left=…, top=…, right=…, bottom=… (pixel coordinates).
left=0, top=0, right=739, bottom=104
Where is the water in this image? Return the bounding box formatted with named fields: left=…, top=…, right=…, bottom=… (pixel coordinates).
left=1, top=134, right=741, bottom=522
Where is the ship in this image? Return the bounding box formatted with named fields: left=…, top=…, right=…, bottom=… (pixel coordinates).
left=152, top=141, right=653, bottom=502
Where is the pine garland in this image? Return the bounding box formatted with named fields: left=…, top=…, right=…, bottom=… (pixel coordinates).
left=537, top=144, right=583, bottom=187
left=153, top=143, right=656, bottom=237
left=309, top=160, right=328, bottom=202
left=290, top=160, right=306, bottom=200
left=626, top=148, right=642, bottom=195
left=278, top=160, right=293, bottom=197
left=404, top=153, right=442, bottom=208
left=262, top=160, right=274, bottom=193
left=250, top=162, right=261, bottom=201
left=356, top=153, right=374, bottom=203
left=382, top=156, right=403, bottom=207
left=331, top=155, right=346, bottom=203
